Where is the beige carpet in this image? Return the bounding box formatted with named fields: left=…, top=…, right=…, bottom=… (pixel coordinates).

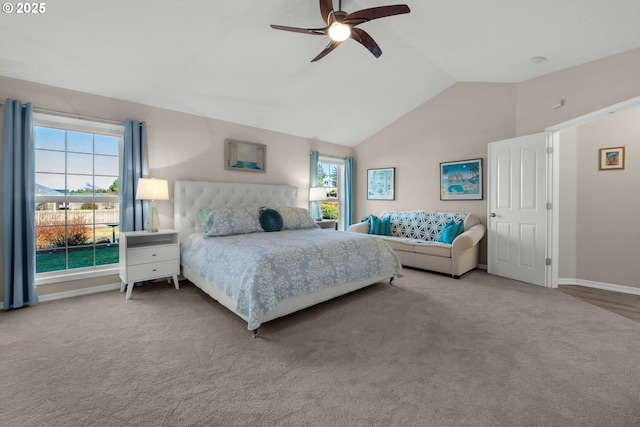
left=1, top=269, right=640, bottom=427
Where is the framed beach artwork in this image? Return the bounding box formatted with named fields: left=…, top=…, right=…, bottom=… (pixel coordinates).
left=367, top=167, right=395, bottom=200
left=225, top=139, right=266, bottom=173
left=440, top=159, right=483, bottom=200
left=599, top=146, right=625, bottom=170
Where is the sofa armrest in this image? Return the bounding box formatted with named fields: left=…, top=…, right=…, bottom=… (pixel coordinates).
left=452, top=224, right=486, bottom=252
left=348, top=222, right=369, bottom=234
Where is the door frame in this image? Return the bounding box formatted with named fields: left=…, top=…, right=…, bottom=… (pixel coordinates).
left=545, top=95, right=640, bottom=289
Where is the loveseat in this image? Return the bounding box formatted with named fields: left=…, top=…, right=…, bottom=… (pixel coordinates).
left=349, top=210, right=486, bottom=278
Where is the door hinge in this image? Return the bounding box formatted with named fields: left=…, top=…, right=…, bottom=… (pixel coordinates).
left=546, top=202, right=552, bottom=210
left=545, top=258, right=552, bottom=266
left=547, top=147, right=553, bottom=154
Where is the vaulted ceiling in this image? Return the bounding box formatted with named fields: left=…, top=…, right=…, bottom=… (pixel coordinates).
left=2, top=0, right=640, bottom=146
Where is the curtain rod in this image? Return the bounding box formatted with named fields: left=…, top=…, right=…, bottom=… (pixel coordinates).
left=313, top=152, right=350, bottom=160
left=0, top=100, right=125, bottom=127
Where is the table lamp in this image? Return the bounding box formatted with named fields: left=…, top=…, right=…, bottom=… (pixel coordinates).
left=309, top=187, right=328, bottom=221
left=136, top=177, right=169, bottom=232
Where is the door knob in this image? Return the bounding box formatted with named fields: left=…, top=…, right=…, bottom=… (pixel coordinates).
left=490, top=212, right=496, bottom=217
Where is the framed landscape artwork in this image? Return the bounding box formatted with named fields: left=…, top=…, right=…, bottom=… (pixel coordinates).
left=599, top=146, right=625, bottom=170
left=225, top=139, right=266, bottom=173
left=440, top=159, right=483, bottom=200
left=367, top=167, right=395, bottom=200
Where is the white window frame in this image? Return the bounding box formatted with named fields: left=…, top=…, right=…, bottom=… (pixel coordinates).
left=33, top=112, right=124, bottom=285
left=318, top=156, right=345, bottom=230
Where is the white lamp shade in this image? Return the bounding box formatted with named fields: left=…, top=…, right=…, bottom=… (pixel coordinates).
left=136, top=178, right=169, bottom=201
left=310, top=187, right=328, bottom=202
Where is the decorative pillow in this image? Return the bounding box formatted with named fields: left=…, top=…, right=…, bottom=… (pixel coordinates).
left=369, top=214, right=391, bottom=236
left=203, top=207, right=263, bottom=237
left=198, top=208, right=212, bottom=233
left=259, top=208, right=284, bottom=232
left=438, top=220, right=465, bottom=244
left=359, top=215, right=372, bottom=224
left=273, top=207, right=319, bottom=230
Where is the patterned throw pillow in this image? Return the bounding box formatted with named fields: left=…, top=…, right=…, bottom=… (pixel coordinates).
left=383, top=210, right=468, bottom=241
left=203, top=207, right=263, bottom=237
left=273, top=207, right=319, bottom=230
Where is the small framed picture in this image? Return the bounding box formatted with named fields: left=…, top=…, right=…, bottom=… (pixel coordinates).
left=367, top=167, right=395, bottom=200
left=599, top=146, right=625, bottom=170
left=440, top=158, right=483, bottom=200
left=225, top=139, right=266, bottom=173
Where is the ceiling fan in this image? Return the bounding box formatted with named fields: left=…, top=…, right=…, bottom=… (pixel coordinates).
left=270, top=0, right=411, bottom=62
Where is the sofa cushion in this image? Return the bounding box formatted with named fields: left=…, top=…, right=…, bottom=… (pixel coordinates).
left=376, top=236, right=452, bottom=258
left=413, top=241, right=452, bottom=258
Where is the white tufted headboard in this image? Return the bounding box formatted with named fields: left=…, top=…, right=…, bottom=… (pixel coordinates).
left=174, top=180, right=299, bottom=241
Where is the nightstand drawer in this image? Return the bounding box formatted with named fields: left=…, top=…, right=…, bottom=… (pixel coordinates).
left=127, top=245, right=177, bottom=266
left=127, top=261, right=178, bottom=282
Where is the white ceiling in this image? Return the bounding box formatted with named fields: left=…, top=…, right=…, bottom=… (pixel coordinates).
left=2, top=0, right=640, bottom=146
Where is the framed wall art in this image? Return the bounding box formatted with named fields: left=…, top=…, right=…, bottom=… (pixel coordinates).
left=440, top=158, right=483, bottom=200
left=367, top=167, right=395, bottom=200
left=224, top=139, right=266, bottom=173
left=599, top=146, right=625, bottom=170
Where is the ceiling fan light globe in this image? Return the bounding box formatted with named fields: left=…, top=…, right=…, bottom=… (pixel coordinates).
left=328, top=22, right=351, bottom=42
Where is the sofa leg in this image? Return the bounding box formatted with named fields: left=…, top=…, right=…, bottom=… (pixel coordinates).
left=389, top=277, right=395, bottom=285
left=452, top=275, right=460, bottom=279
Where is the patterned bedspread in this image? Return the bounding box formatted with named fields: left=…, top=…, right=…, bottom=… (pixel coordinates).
left=181, top=229, right=403, bottom=330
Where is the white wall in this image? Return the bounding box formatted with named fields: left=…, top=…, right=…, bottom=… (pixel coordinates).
left=2, top=47, right=640, bottom=296
left=354, top=82, right=517, bottom=265
left=574, top=108, right=640, bottom=287
left=355, top=48, right=640, bottom=281
left=0, top=75, right=353, bottom=297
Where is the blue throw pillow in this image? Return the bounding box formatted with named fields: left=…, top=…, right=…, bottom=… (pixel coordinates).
left=260, top=208, right=283, bottom=232
left=438, top=220, right=464, bottom=244
left=369, top=215, right=391, bottom=236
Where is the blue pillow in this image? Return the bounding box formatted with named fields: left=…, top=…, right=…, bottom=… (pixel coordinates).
left=438, top=220, right=464, bottom=244
left=260, top=208, right=283, bottom=232
left=369, top=214, right=391, bottom=236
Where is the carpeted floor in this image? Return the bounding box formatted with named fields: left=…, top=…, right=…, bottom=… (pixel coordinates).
left=1, top=268, right=640, bottom=427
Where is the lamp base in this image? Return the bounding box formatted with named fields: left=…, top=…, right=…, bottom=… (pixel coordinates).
left=146, top=201, right=160, bottom=232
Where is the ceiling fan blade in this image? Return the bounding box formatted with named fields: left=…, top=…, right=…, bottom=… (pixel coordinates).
left=270, top=24, right=327, bottom=36
left=311, top=40, right=341, bottom=62
left=319, top=0, right=334, bottom=24
left=351, top=27, right=382, bottom=58
left=344, top=4, right=411, bottom=26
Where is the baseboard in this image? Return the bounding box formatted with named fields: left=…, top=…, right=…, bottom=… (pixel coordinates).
left=558, top=278, right=640, bottom=296
left=477, top=264, right=487, bottom=270
left=38, top=282, right=122, bottom=302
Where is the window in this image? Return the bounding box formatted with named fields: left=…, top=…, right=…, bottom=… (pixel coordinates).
left=316, top=157, right=344, bottom=229
left=34, top=113, right=124, bottom=277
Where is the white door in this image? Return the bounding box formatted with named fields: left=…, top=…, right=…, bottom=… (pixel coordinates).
left=488, top=133, right=549, bottom=286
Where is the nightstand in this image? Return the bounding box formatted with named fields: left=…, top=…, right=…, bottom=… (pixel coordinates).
left=119, top=229, right=180, bottom=300
left=316, top=219, right=337, bottom=230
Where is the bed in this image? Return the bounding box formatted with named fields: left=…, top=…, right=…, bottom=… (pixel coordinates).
left=174, top=180, right=403, bottom=335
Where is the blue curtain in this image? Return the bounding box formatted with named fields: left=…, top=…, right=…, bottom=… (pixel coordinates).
left=120, top=120, right=148, bottom=232
left=344, top=156, right=355, bottom=229
left=2, top=99, right=37, bottom=310
left=309, top=151, right=321, bottom=220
